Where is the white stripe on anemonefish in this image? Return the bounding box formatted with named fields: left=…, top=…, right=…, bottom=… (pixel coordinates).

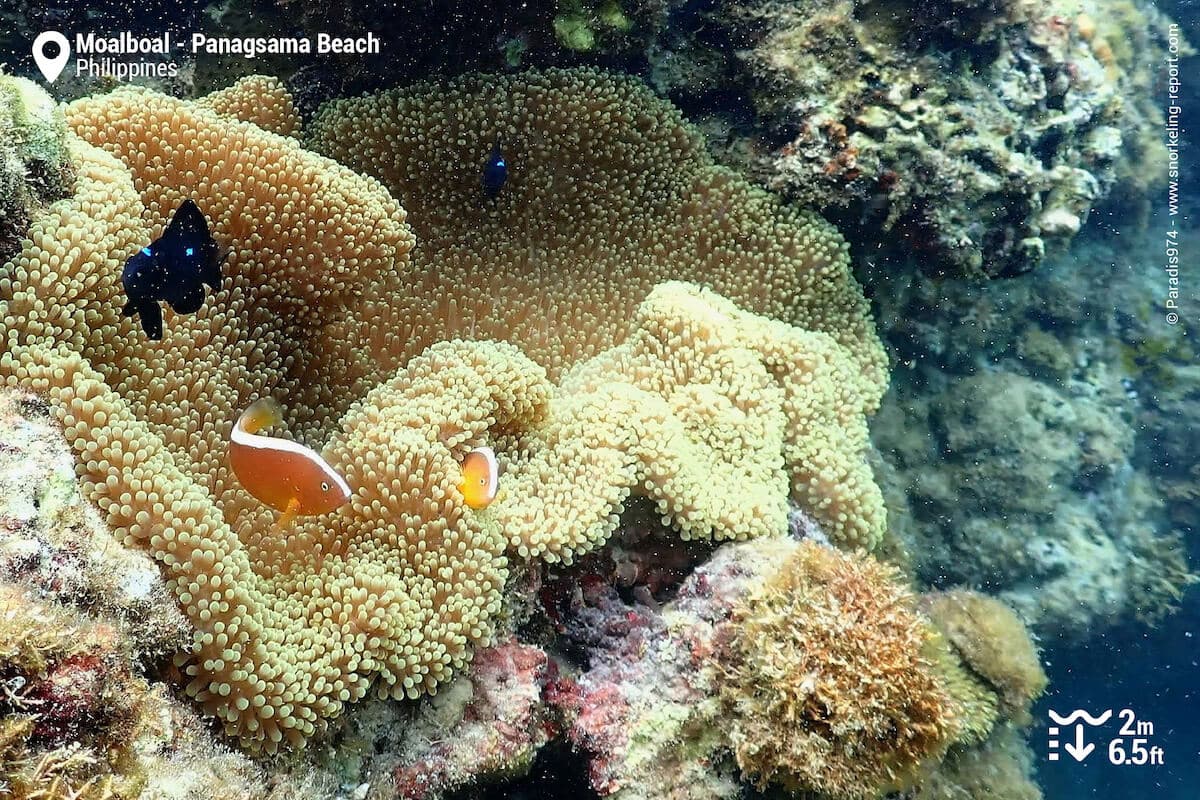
left=474, top=445, right=499, bottom=497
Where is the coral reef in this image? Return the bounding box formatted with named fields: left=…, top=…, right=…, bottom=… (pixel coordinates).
left=1, top=584, right=148, bottom=799
left=545, top=536, right=747, bottom=800
left=1110, top=227, right=1200, bottom=542
left=647, top=0, right=1186, bottom=278
left=273, top=634, right=561, bottom=799
left=1141, top=358, right=1200, bottom=534
left=0, top=387, right=164, bottom=799
left=0, top=390, right=188, bottom=664
left=0, top=379, right=1050, bottom=798
left=277, top=0, right=1188, bottom=279
left=541, top=535, right=1044, bottom=800
left=877, top=367, right=1192, bottom=637
left=871, top=230, right=1195, bottom=641
left=0, top=72, right=73, bottom=266
left=0, top=581, right=168, bottom=800
left=9, top=1, right=1182, bottom=795
left=698, top=0, right=1174, bottom=280
left=387, top=641, right=559, bottom=799
left=14, top=0, right=1179, bottom=283
left=0, top=71, right=889, bottom=750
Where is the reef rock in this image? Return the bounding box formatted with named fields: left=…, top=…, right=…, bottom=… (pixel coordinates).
left=0, top=71, right=73, bottom=266
left=871, top=231, right=1195, bottom=641
left=545, top=536, right=1042, bottom=800
left=657, top=0, right=1186, bottom=278
left=189, top=0, right=1183, bottom=280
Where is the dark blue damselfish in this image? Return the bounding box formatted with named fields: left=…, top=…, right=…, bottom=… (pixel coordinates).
left=121, top=198, right=223, bottom=340
left=482, top=139, right=507, bottom=198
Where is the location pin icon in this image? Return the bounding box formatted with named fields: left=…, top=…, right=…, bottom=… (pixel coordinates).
left=32, top=31, right=70, bottom=83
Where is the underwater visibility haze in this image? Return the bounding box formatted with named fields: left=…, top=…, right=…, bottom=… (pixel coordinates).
left=0, top=0, right=1196, bottom=798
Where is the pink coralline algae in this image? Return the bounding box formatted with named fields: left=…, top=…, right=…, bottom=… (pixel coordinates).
left=546, top=578, right=672, bottom=795
left=541, top=543, right=782, bottom=800
left=392, top=640, right=561, bottom=800
left=379, top=534, right=757, bottom=800
left=27, top=652, right=107, bottom=745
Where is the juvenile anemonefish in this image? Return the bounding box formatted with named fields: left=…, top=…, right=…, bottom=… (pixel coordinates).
left=228, top=398, right=351, bottom=530
left=459, top=446, right=500, bottom=510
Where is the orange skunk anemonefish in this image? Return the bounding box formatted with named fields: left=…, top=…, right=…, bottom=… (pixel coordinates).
left=229, top=398, right=351, bottom=529
left=459, top=446, right=500, bottom=510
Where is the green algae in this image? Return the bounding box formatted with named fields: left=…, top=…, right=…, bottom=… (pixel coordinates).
left=1119, top=333, right=1195, bottom=389
left=553, top=0, right=634, bottom=52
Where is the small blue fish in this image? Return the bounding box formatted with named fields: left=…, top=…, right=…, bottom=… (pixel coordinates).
left=121, top=199, right=224, bottom=340
left=481, top=138, right=507, bottom=198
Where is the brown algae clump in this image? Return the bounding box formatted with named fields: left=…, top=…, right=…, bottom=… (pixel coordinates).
left=717, top=542, right=957, bottom=799
left=921, top=590, right=1048, bottom=723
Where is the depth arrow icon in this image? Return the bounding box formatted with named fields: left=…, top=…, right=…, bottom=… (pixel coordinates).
left=1064, top=724, right=1094, bottom=762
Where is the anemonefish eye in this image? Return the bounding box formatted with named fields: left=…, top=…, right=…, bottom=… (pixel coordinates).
left=321, top=481, right=330, bottom=491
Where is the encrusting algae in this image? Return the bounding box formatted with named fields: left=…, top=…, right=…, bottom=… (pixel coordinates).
left=0, top=71, right=891, bottom=751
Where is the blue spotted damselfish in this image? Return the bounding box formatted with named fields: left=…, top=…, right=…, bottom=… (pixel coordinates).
left=481, top=138, right=507, bottom=198
left=121, top=199, right=224, bottom=340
